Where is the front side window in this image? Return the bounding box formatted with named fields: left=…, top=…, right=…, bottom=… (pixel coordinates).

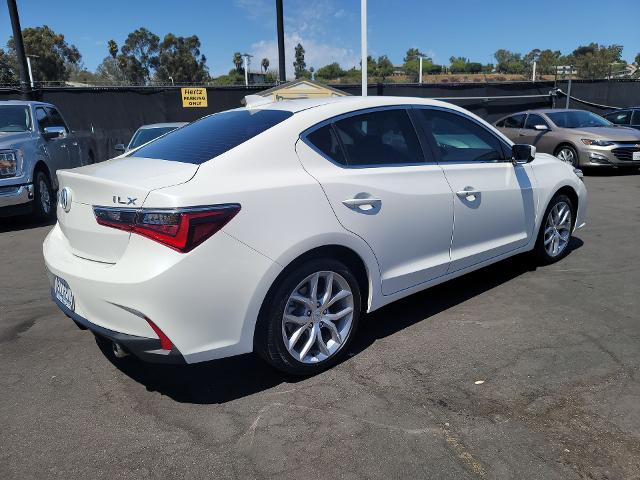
left=524, top=114, right=549, bottom=129
left=130, top=109, right=293, bottom=164
left=45, top=107, right=69, bottom=132
left=0, top=105, right=31, bottom=132
left=35, top=107, right=49, bottom=132
left=502, top=114, right=526, bottom=129
left=416, top=109, right=505, bottom=162
left=330, top=109, right=423, bottom=166
left=604, top=110, right=631, bottom=125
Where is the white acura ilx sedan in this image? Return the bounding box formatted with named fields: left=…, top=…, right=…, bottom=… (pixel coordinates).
left=44, top=96, right=587, bottom=375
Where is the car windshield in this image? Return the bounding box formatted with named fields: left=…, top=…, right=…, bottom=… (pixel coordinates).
left=129, top=126, right=180, bottom=149
left=0, top=105, right=32, bottom=132
left=547, top=110, right=611, bottom=128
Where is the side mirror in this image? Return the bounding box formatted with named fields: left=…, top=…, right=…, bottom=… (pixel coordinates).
left=114, top=144, right=126, bottom=153
left=42, top=126, right=66, bottom=140
left=534, top=124, right=549, bottom=131
left=512, top=144, right=536, bottom=164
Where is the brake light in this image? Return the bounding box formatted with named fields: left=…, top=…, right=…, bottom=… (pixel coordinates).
left=93, top=204, right=240, bottom=252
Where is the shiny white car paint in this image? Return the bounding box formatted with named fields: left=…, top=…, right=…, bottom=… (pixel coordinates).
left=43, top=96, right=587, bottom=364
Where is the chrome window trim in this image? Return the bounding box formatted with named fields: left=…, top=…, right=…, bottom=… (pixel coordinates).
left=299, top=105, right=435, bottom=169
left=411, top=105, right=513, bottom=164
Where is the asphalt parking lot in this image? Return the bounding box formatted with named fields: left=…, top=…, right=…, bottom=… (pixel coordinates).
left=1, top=170, right=639, bottom=480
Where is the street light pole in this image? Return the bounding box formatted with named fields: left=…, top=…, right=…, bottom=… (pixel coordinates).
left=419, top=57, right=423, bottom=84
left=276, top=0, right=286, bottom=83
left=6, top=0, right=30, bottom=97
left=361, top=0, right=367, bottom=96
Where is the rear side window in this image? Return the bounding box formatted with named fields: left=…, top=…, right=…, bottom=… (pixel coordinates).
left=306, top=124, right=346, bottom=165
left=632, top=110, right=640, bottom=125
left=502, top=114, right=526, bottom=128
left=130, top=109, right=293, bottom=164
left=331, top=109, right=423, bottom=166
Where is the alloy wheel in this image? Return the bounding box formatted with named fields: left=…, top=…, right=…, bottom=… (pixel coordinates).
left=281, top=271, right=354, bottom=364
left=543, top=201, right=572, bottom=257
left=39, top=177, right=51, bottom=214
left=556, top=148, right=576, bottom=166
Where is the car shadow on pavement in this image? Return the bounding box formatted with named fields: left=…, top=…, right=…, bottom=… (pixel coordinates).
left=103, top=237, right=583, bottom=405
left=0, top=216, right=56, bottom=233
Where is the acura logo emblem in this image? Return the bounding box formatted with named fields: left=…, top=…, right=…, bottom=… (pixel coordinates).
left=59, top=187, right=72, bottom=212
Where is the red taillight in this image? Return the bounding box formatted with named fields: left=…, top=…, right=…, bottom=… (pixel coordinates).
left=93, top=204, right=240, bottom=252
left=146, top=318, right=173, bottom=351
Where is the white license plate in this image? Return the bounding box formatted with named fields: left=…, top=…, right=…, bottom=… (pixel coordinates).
left=54, top=276, right=75, bottom=311
left=633, top=151, right=640, bottom=161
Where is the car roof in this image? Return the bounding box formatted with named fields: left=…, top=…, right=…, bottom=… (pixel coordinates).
left=137, top=122, right=188, bottom=129
left=248, top=95, right=476, bottom=115
left=0, top=100, right=54, bottom=108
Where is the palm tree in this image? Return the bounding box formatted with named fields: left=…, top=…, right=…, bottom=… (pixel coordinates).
left=233, top=52, right=243, bottom=72
left=261, top=57, right=269, bottom=73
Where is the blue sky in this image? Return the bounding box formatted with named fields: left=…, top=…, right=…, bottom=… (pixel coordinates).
left=1, top=0, right=638, bottom=78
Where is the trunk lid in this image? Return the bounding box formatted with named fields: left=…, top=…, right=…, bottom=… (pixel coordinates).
left=56, top=157, right=198, bottom=263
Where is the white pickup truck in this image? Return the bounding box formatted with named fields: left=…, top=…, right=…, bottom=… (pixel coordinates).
left=0, top=100, right=96, bottom=220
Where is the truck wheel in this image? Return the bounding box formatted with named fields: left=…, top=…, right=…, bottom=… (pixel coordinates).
left=33, top=170, right=55, bottom=221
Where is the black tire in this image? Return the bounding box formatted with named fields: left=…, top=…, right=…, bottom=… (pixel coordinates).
left=534, top=193, right=575, bottom=265
left=33, top=170, right=55, bottom=221
left=554, top=144, right=579, bottom=167
left=255, top=258, right=361, bottom=376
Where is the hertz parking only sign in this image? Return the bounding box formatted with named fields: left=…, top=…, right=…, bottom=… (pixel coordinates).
left=181, top=87, right=208, bottom=108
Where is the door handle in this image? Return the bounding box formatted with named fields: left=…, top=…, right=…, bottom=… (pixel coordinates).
left=71, top=141, right=78, bottom=146
left=342, top=196, right=382, bottom=211
left=456, top=187, right=481, bottom=201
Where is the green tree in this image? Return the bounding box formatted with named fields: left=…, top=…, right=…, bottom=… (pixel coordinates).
left=118, top=27, right=160, bottom=84
left=537, top=49, right=561, bottom=75
left=404, top=48, right=426, bottom=63
left=402, top=48, right=428, bottom=80
left=108, top=40, right=118, bottom=59
left=636, top=53, right=640, bottom=65
left=316, top=62, right=346, bottom=81
left=7, top=25, right=81, bottom=82
left=0, top=48, right=17, bottom=84
left=494, top=49, right=524, bottom=74
left=376, top=55, right=394, bottom=81
left=464, top=62, right=482, bottom=73
left=568, top=43, right=623, bottom=79
left=233, top=52, right=243, bottom=72
left=366, top=55, right=377, bottom=78
left=154, top=34, right=208, bottom=83
left=96, top=56, right=127, bottom=84
left=293, top=43, right=308, bottom=79
left=449, top=56, right=468, bottom=73
left=261, top=57, right=269, bottom=73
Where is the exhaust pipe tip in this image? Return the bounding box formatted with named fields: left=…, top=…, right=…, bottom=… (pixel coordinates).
left=112, top=342, right=129, bottom=358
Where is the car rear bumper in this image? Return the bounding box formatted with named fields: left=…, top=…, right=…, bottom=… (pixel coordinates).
left=51, top=291, right=187, bottom=364
left=43, top=222, right=281, bottom=364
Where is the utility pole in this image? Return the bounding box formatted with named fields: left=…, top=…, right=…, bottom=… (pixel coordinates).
left=242, top=53, right=253, bottom=87
left=532, top=61, right=536, bottom=82
left=565, top=65, right=573, bottom=109
left=6, top=0, right=30, bottom=98
left=276, top=0, right=286, bottom=83
left=419, top=57, right=423, bottom=84
left=361, top=0, right=367, bottom=96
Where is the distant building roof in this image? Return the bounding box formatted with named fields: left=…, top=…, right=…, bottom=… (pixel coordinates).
left=256, top=79, right=349, bottom=101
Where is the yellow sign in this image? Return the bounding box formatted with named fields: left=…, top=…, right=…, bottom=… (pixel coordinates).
left=181, top=88, right=208, bottom=108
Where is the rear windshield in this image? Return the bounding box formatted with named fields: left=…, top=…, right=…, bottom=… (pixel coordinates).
left=130, top=109, right=293, bottom=164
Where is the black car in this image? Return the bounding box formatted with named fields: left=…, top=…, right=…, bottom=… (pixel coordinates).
left=603, top=108, right=640, bottom=131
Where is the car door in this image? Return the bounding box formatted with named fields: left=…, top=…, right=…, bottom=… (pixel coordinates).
left=496, top=113, right=526, bottom=142
left=518, top=113, right=554, bottom=151
left=295, top=107, right=454, bottom=295
left=46, top=106, right=81, bottom=166
left=35, top=106, right=70, bottom=172
left=414, top=107, right=536, bottom=272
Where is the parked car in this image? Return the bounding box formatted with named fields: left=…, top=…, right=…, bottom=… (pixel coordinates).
left=494, top=109, right=640, bottom=168
left=602, top=108, right=640, bottom=131
left=114, top=122, right=187, bottom=153
left=44, top=97, right=587, bottom=375
left=0, top=100, right=96, bottom=219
